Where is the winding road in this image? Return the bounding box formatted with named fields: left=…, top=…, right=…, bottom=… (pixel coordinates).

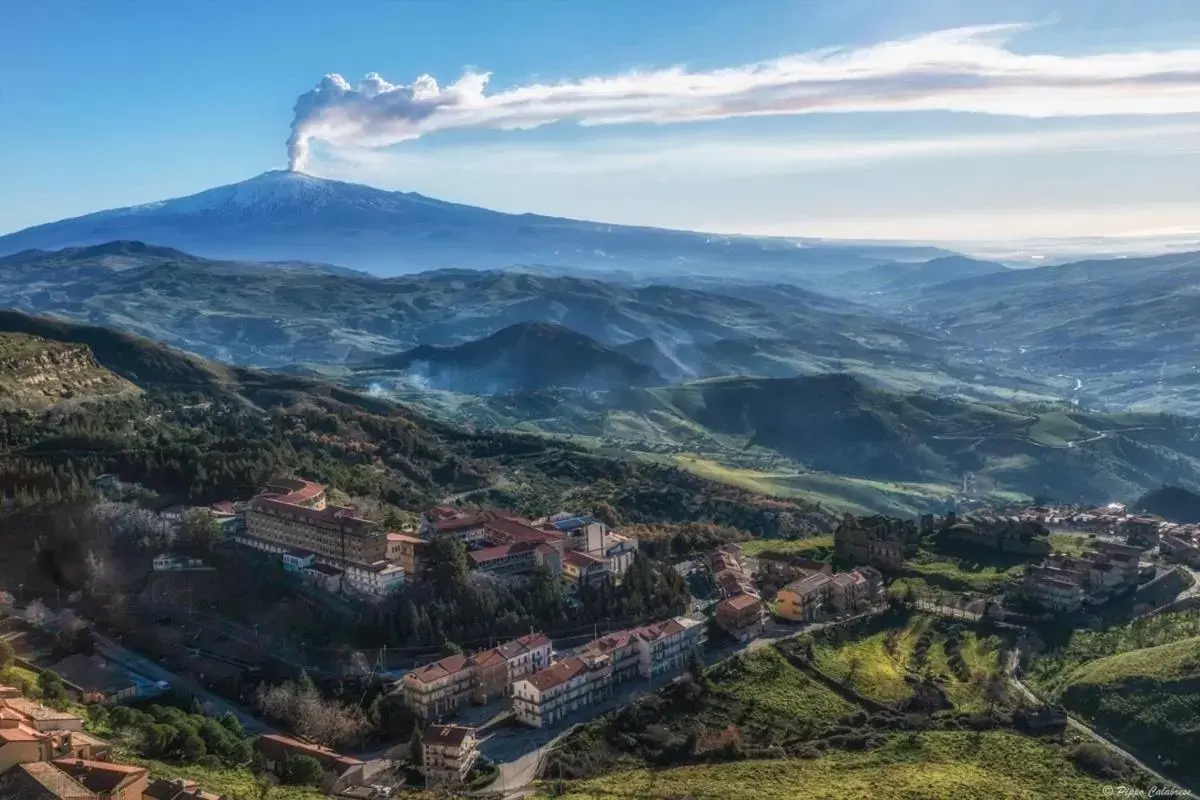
left=1006, top=649, right=1192, bottom=796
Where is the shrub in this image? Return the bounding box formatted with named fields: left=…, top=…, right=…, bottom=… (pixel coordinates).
left=1070, top=742, right=1127, bottom=779
left=282, top=754, right=327, bottom=787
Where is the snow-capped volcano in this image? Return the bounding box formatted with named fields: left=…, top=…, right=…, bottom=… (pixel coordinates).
left=0, top=171, right=949, bottom=278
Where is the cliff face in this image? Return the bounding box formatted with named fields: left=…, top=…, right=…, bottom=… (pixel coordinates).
left=0, top=333, right=137, bottom=407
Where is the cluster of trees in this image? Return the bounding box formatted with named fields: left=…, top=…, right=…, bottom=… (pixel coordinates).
left=101, top=704, right=252, bottom=767
left=357, top=540, right=689, bottom=651
left=254, top=672, right=367, bottom=748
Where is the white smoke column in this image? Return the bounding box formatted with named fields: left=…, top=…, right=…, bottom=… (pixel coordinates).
left=286, top=23, right=1200, bottom=169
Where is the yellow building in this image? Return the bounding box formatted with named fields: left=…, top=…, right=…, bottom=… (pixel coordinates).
left=775, top=573, right=833, bottom=622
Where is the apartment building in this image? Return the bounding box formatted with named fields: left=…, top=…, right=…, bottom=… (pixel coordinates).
left=714, top=594, right=765, bottom=642
left=408, top=633, right=554, bottom=711
left=633, top=616, right=706, bottom=678
left=511, top=652, right=613, bottom=729
left=243, top=494, right=387, bottom=567
left=497, top=633, right=553, bottom=685
left=402, top=654, right=474, bottom=720
left=1023, top=570, right=1086, bottom=612
left=542, top=513, right=639, bottom=577
left=421, top=724, right=478, bottom=788
left=343, top=560, right=404, bottom=599
left=776, top=573, right=834, bottom=622
left=579, top=630, right=640, bottom=683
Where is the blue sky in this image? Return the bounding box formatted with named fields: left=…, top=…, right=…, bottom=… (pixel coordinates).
left=4, top=0, right=1200, bottom=242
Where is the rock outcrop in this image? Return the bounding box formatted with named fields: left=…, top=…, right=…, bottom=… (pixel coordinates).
left=0, top=333, right=136, bottom=407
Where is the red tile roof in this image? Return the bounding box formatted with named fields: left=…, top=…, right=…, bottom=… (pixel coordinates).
left=564, top=550, right=605, bottom=568
left=521, top=657, right=588, bottom=692
left=424, top=724, right=475, bottom=748
left=52, top=759, right=146, bottom=793
left=254, top=734, right=363, bottom=774
left=8, top=762, right=94, bottom=800
left=386, top=533, right=425, bottom=545
left=469, top=541, right=540, bottom=565
left=468, top=649, right=506, bottom=670
left=718, top=594, right=762, bottom=612
left=407, top=653, right=471, bottom=684
left=0, top=721, right=49, bottom=742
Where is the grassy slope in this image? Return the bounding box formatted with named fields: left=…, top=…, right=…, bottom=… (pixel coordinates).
left=542, top=731, right=1108, bottom=800
left=1028, top=610, right=1200, bottom=789
left=710, top=647, right=856, bottom=722
left=740, top=535, right=834, bottom=559
left=1068, top=636, right=1200, bottom=686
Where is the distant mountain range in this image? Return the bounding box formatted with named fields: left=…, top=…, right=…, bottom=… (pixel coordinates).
left=1, top=241, right=1048, bottom=404
left=0, top=170, right=952, bottom=284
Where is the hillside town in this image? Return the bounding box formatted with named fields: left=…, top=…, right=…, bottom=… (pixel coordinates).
left=3, top=473, right=1200, bottom=798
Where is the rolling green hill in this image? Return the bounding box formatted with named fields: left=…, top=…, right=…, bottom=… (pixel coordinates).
left=1028, top=610, right=1200, bottom=789
left=0, top=311, right=831, bottom=539
left=381, top=372, right=1200, bottom=512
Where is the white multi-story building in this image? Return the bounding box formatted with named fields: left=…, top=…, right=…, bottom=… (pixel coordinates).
left=633, top=616, right=706, bottom=678
left=511, top=652, right=612, bottom=728
left=344, top=560, right=405, bottom=600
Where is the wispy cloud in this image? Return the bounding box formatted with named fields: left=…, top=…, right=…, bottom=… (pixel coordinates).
left=320, top=121, right=1200, bottom=180
left=288, top=23, right=1200, bottom=169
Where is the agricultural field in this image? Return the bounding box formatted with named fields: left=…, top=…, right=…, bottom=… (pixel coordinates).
left=538, top=731, right=1110, bottom=800
left=809, top=614, right=1009, bottom=711
left=1047, top=532, right=1094, bottom=557
left=739, top=535, right=834, bottom=559
left=898, top=553, right=1025, bottom=594
left=707, top=647, right=856, bottom=723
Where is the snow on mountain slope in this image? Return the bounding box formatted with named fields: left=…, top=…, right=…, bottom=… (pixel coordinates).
left=0, top=170, right=952, bottom=279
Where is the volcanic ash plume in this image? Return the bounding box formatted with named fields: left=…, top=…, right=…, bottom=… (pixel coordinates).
left=285, top=25, right=1200, bottom=170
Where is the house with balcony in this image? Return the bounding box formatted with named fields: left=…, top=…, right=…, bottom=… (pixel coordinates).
left=714, top=594, right=765, bottom=642
left=343, top=560, right=404, bottom=600
left=579, top=630, right=640, bottom=683
left=421, top=724, right=478, bottom=788
left=512, top=652, right=613, bottom=728
left=632, top=616, right=706, bottom=678
left=402, top=654, right=474, bottom=720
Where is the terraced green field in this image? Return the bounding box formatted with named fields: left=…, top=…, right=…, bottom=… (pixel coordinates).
left=810, top=614, right=1008, bottom=710
left=540, top=731, right=1109, bottom=799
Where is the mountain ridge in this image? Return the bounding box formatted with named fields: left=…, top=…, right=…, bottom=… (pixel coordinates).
left=0, top=171, right=952, bottom=281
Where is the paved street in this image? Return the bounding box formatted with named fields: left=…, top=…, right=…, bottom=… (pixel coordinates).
left=93, top=631, right=274, bottom=734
